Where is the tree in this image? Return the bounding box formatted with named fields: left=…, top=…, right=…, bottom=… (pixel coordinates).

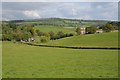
left=86, top=26, right=97, bottom=34
left=57, top=31, right=64, bottom=38
left=76, top=27, right=81, bottom=35
left=26, top=25, right=34, bottom=36
left=102, top=23, right=115, bottom=32
left=49, top=31, right=54, bottom=40
left=12, top=32, right=22, bottom=41
left=2, top=34, right=13, bottom=41
left=8, top=22, right=16, bottom=30
left=35, top=30, right=44, bottom=36
left=21, top=32, right=32, bottom=41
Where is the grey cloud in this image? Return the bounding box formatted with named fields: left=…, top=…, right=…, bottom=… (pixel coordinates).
left=2, top=2, right=118, bottom=21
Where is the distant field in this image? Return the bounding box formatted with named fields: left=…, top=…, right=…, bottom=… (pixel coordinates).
left=34, top=26, right=76, bottom=34
left=2, top=42, right=118, bottom=78
left=46, top=32, right=118, bottom=48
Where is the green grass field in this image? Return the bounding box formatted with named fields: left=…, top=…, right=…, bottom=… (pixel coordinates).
left=46, top=32, right=118, bottom=48
left=2, top=42, right=118, bottom=78
left=34, top=26, right=76, bottom=34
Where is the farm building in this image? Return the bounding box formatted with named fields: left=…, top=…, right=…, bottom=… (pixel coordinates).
left=96, top=29, right=103, bottom=33
left=80, top=27, right=86, bottom=34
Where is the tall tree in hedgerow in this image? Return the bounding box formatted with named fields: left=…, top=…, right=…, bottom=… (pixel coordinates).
left=102, top=23, right=115, bottom=32
left=76, top=27, right=81, bottom=35
left=85, top=26, right=97, bottom=34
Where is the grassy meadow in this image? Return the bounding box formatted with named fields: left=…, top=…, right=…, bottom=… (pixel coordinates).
left=2, top=23, right=119, bottom=78
left=2, top=41, right=118, bottom=78
left=40, top=32, right=118, bottom=48
left=34, top=26, right=76, bottom=34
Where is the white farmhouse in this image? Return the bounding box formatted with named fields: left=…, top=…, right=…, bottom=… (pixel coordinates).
left=80, top=27, right=86, bottom=34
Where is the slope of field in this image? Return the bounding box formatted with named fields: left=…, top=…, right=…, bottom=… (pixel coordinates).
left=3, top=42, right=118, bottom=78
left=47, top=32, right=118, bottom=48
left=34, top=26, right=76, bottom=34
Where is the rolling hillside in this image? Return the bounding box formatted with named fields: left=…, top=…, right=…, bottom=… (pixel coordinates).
left=3, top=18, right=109, bottom=28
left=47, top=32, right=118, bottom=48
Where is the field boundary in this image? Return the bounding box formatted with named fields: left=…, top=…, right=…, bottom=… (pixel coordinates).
left=23, top=42, right=120, bottom=50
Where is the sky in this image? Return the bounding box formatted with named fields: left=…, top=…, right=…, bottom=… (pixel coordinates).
left=1, top=2, right=119, bottom=21
left=2, top=0, right=120, bottom=2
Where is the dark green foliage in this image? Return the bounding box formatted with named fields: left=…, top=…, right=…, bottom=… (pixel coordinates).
left=57, top=31, right=64, bottom=38
left=36, top=30, right=44, bottom=36
left=102, top=23, right=115, bottom=32
left=76, top=27, right=81, bottom=35
left=2, top=34, right=13, bottom=41
left=86, top=26, right=97, bottom=34
left=12, top=33, right=21, bottom=41
left=40, top=36, right=49, bottom=43
left=26, top=25, right=34, bottom=36
left=8, top=22, right=17, bottom=30
left=49, top=31, right=55, bottom=40
left=2, top=23, right=34, bottom=41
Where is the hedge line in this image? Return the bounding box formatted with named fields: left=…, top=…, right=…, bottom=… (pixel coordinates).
left=24, top=42, right=120, bottom=50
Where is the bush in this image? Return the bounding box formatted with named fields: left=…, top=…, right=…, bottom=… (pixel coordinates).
left=2, top=34, right=12, bottom=41
left=34, top=36, right=41, bottom=43
left=40, top=36, right=49, bottom=43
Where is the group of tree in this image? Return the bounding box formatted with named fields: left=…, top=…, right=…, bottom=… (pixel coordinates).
left=99, top=23, right=118, bottom=32
left=2, top=22, right=34, bottom=41
left=85, top=26, right=97, bottom=34
left=35, top=30, right=74, bottom=41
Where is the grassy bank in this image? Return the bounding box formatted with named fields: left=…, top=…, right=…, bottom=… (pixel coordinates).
left=47, top=32, right=118, bottom=48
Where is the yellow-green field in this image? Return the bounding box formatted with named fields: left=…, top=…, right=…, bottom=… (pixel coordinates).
left=34, top=26, right=76, bottom=34
left=2, top=42, right=118, bottom=78
left=39, top=32, right=118, bottom=48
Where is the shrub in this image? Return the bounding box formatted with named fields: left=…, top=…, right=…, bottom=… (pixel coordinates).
left=34, top=36, right=41, bottom=43
left=40, top=36, right=49, bottom=43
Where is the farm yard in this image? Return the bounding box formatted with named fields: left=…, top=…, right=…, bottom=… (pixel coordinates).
left=2, top=41, right=118, bottom=78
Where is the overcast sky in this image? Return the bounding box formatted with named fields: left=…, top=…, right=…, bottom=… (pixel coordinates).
left=2, top=0, right=120, bottom=2
left=2, top=2, right=118, bottom=21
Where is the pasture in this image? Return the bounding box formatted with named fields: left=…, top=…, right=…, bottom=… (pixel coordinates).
left=47, top=32, right=118, bottom=48
left=2, top=41, right=118, bottom=78
left=34, top=26, right=76, bottom=34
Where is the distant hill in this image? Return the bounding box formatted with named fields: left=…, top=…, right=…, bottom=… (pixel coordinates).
left=3, top=18, right=117, bottom=28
